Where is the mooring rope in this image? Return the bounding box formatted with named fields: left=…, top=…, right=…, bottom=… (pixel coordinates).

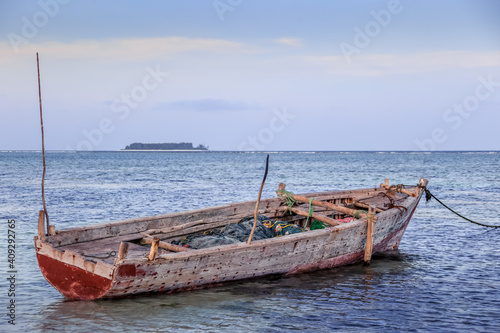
left=352, top=210, right=368, bottom=219
left=425, top=189, right=500, bottom=228
left=84, top=251, right=117, bottom=259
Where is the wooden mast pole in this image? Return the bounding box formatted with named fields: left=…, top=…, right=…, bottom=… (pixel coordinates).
left=37, top=52, right=49, bottom=234
left=247, top=155, right=269, bottom=244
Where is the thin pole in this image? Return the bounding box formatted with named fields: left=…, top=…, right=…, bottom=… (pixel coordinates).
left=363, top=206, right=376, bottom=265
left=37, top=52, right=49, bottom=232
left=247, top=155, right=269, bottom=244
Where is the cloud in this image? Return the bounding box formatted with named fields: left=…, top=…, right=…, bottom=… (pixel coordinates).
left=304, top=51, right=500, bottom=76
left=158, top=98, right=249, bottom=112
left=274, top=37, right=302, bottom=47
left=0, top=36, right=248, bottom=64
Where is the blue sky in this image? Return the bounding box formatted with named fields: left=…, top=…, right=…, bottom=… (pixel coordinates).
left=1, top=0, right=499, bottom=150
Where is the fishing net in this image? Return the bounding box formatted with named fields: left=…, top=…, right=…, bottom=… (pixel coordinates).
left=172, top=215, right=308, bottom=249
left=223, top=215, right=275, bottom=241
left=310, top=220, right=328, bottom=230
left=262, top=219, right=307, bottom=237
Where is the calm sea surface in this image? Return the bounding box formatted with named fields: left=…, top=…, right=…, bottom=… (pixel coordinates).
left=0, top=151, right=499, bottom=332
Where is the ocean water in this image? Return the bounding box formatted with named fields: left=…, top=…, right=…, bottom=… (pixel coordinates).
left=0, top=151, right=499, bottom=332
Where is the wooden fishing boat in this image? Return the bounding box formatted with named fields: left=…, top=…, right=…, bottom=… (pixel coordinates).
left=34, top=178, right=428, bottom=300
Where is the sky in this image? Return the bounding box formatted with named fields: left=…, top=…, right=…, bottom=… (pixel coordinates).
left=1, top=0, right=499, bottom=151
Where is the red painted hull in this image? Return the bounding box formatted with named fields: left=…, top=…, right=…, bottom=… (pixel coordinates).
left=36, top=253, right=113, bottom=300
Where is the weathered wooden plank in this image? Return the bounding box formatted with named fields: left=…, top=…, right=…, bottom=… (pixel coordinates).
left=148, top=238, right=159, bottom=261
left=363, top=207, right=377, bottom=264
left=62, top=250, right=86, bottom=267
left=149, top=214, right=251, bottom=241
left=141, top=237, right=190, bottom=253
left=145, top=219, right=207, bottom=235
left=38, top=210, right=45, bottom=239
left=117, top=242, right=130, bottom=261
left=279, top=207, right=342, bottom=226
left=354, top=201, right=385, bottom=212
left=380, top=183, right=417, bottom=197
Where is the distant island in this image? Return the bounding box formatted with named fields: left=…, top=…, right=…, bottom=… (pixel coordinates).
left=124, top=142, right=208, bottom=150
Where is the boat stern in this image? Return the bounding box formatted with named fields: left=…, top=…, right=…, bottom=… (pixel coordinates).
left=34, top=237, right=115, bottom=300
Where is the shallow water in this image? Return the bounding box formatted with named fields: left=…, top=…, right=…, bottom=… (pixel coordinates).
left=1, top=151, right=499, bottom=332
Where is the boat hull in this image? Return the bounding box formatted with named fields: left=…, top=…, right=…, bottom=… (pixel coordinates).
left=35, top=180, right=426, bottom=300
left=105, top=194, right=419, bottom=298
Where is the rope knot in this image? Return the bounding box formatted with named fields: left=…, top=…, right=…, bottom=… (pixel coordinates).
left=277, top=189, right=297, bottom=214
